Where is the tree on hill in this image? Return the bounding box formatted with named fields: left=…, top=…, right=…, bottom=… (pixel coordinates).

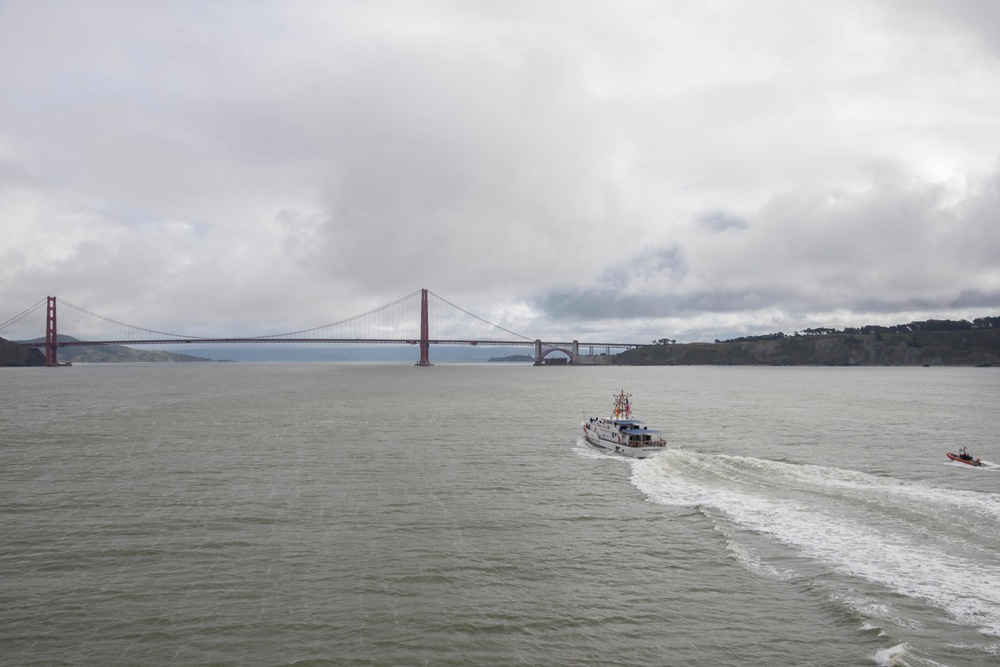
left=732, top=316, right=998, bottom=342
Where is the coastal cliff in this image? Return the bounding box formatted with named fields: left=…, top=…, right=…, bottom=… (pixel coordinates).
left=0, top=337, right=45, bottom=366
left=616, top=330, right=1000, bottom=366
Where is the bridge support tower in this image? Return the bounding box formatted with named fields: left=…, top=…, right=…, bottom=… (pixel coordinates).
left=45, top=296, right=59, bottom=367
left=416, top=288, right=432, bottom=366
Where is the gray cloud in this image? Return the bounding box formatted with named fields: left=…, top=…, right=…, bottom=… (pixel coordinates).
left=532, top=161, right=1000, bottom=339
left=698, top=212, right=749, bottom=233
left=2, top=1, right=999, bottom=343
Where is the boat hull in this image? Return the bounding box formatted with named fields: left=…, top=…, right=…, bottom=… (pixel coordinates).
left=582, top=422, right=665, bottom=459
left=946, top=452, right=982, bottom=466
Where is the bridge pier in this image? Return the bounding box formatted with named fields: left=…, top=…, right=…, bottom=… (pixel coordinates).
left=533, top=339, right=578, bottom=365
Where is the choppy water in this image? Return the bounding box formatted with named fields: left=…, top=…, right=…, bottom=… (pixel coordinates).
left=1, top=363, right=998, bottom=666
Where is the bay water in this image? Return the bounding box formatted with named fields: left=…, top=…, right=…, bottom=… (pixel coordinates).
left=2, top=363, right=998, bottom=666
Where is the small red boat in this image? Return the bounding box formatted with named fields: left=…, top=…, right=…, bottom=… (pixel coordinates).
left=947, top=448, right=982, bottom=466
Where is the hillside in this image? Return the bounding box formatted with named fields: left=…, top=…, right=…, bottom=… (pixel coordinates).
left=11, top=336, right=213, bottom=364
left=0, top=337, right=45, bottom=366
left=57, top=344, right=213, bottom=363
left=616, top=329, right=1000, bottom=366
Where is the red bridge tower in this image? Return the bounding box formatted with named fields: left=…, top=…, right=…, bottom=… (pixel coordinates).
left=45, top=296, right=59, bottom=366
left=416, top=288, right=432, bottom=366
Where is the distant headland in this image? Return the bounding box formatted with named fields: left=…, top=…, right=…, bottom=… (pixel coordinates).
left=0, top=335, right=212, bottom=366
left=617, top=317, right=1000, bottom=366
left=488, top=354, right=535, bottom=362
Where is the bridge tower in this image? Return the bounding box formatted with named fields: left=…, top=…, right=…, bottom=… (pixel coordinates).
left=416, top=288, right=432, bottom=366
left=45, top=296, right=58, bottom=366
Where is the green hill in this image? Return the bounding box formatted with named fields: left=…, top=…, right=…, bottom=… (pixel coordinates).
left=617, top=329, right=1000, bottom=366
left=10, top=335, right=213, bottom=364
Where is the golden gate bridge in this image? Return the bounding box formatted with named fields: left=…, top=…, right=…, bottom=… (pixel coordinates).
left=1, top=289, right=646, bottom=366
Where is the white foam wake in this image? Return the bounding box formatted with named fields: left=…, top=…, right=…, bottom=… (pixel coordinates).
left=631, top=450, right=1000, bottom=637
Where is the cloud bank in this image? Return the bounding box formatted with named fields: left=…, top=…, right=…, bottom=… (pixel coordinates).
left=2, top=0, right=999, bottom=342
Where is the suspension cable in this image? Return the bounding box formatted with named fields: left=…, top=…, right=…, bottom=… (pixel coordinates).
left=256, top=290, right=422, bottom=338
left=427, top=290, right=534, bottom=341
left=57, top=299, right=206, bottom=339
left=0, top=297, right=47, bottom=330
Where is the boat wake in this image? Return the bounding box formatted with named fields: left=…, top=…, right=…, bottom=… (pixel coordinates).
left=946, top=459, right=1000, bottom=470
left=630, top=449, right=1000, bottom=640
left=574, top=436, right=601, bottom=456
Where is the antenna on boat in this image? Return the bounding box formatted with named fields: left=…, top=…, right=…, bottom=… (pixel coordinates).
left=613, top=390, right=632, bottom=418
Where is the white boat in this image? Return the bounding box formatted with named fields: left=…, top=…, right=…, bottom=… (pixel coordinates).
left=582, top=390, right=667, bottom=458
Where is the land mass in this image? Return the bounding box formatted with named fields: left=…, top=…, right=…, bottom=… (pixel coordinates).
left=57, top=344, right=213, bottom=364
left=0, top=337, right=45, bottom=366
left=1, top=336, right=213, bottom=366
left=616, top=329, right=1000, bottom=366
left=489, top=354, right=535, bottom=362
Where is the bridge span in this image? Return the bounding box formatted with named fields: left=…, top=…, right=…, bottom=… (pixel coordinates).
left=2, top=290, right=645, bottom=366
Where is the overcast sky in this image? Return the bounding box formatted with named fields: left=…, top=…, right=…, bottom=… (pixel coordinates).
left=2, top=0, right=999, bottom=343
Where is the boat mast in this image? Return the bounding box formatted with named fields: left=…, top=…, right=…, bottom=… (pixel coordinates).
left=613, top=390, right=631, bottom=418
